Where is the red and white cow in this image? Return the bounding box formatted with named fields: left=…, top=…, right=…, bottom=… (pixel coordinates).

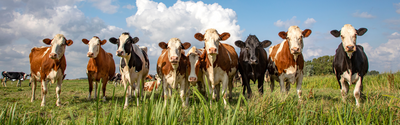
left=109, top=32, right=149, bottom=108
left=268, top=26, right=311, bottom=100
left=29, top=34, right=73, bottom=106
left=194, top=29, right=238, bottom=105
left=187, top=46, right=207, bottom=96
left=82, top=36, right=116, bottom=101
left=157, top=38, right=191, bottom=107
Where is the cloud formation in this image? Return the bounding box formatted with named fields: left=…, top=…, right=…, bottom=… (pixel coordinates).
left=304, top=18, right=316, bottom=28
left=352, top=11, right=376, bottom=19
left=395, top=3, right=400, bottom=14
left=274, top=16, right=300, bottom=28
left=89, top=0, right=119, bottom=14
left=123, top=4, right=135, bottom=10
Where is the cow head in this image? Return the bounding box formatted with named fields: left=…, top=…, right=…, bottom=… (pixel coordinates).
left=187, top=46, right=204, bottom=82
left=109, top=32, right=139, bottom=58
left=43, top=34, right=73, bottom=60
left=82, top=36, right=107, bottom=58
left=159, top=38, right=191, bottom=66
left=278, top=26, right=311, bottom=55
left=195, top=29, right=230, bottom=63
left=331, top=24, right=367, bottom=58
left=235, top=35, right=271, bottom=65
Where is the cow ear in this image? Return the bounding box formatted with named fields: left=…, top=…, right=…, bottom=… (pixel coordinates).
left=132, top=37, right=139, bottom=44
left=82, top=39, right=89, bottom=44
left=109, top=37, right=118, bottom=44
left=43, top=38, right=52, bottom=45
left=330, top=30, right=341, bottom=37
left=278, top=31, right=287, bottom=39
left=261, top=40, right=272, bottom=48
left=220, top=32, right=231, bottom=41
left=182, top=42, right=191, bottom=50
left=194, top=33, right=205, bottom=41
left=100, top=39, right=107, bottom=45
left=357, top=28, right=367, bottom=36
left=302, top=29, right=312, bottom=37
left=66, top=39, right=73, bottom=46
left=234, top=40, right=245, bottom=48
left=158, top=42, right=168, bottom=49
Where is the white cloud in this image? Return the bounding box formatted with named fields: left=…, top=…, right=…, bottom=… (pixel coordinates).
left=274, top=16, right=300, bottom=28
left=303, top=18, right=316, bottom=28
left=352, top=11, right=376, bottom=19
left=89, top=0, right=118, bottom=14
left=359, top=38, right=400, bottom=72
left=395, top=3, right=400, bottom=14
left=123, top=4, right=135, bottom=10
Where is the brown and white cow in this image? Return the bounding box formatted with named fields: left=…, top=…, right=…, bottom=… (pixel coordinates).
left=82, top=36, right=116, bottom=101
left=187, top=46, right=207, bottom=96
left=29, top=34, right=73, bottom=106
left=194, top=29, right=238, bottom=105
left=109, top=32, right=149, bottom=108
left=268, top=26, right=311, bottom=100
left=157, top=38, right=191, bottom=107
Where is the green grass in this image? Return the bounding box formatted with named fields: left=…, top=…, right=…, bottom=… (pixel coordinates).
left=0, top=72, right=399, bottom=124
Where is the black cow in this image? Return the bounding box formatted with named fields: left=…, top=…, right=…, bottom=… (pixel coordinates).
left=331, top=24, right=368, bottom=107
left=2, top=71, right=29, bottom=87
left=109, top=73, right=122, bottom=86
left=235, top=35, right=272, bottom=97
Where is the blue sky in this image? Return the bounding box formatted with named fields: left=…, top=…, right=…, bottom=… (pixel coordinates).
left=1, top=0, right=400, bottom=79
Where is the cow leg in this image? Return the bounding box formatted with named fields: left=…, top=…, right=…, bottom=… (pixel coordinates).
left=135, top=78, right=144, bottom=106
left=180, top=80, right=188, bottom=107
left=241, top=76, right=251, bottom=98
left=88, top=77, right=93, bottom=100
left=94, top=81, right=98, bottom=99
left=41, top=80, right=48, bottom=106
left=102, top=78, right=108, bottom=102
left=228, top=76, right=234, bottom=100
left=257, top=76, right=265, bottom=96
left=353, top=77, right=362, bottom=107
left=270, top=77, right=275, bottom=92
left=2, top=77, right=6, bottom=87
left=123, top=78, right=129, bottom=109
left=221, top=79, right=230, bottom=105
left=296, top=73, right=303, bottom=101
left=285, top=82, right=291, bottom=92
left=31, top=78, right=37, bottom=102
left=278, top=75, right=287, bottom=94
left=340, top=80, right=349, bottom=103
left=56, top=77, right=62, bottom=106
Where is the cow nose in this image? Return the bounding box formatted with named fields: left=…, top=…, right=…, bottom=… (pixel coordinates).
left=346, top=45, right=355, bottom=51
left=49, top=53, right=57, bottom=59
left=87, top=52, right=94, bottom=57
left=250, top=59, right=258, bottom=64
left=170, top=56, right=179, bottom=63
left=116, top=50, right=123, bottom=56
left=189, top=77, right=197, bottom=82
left=209, top=47, right=217, bottom=54
left=291, top=47, right=300, bottom=52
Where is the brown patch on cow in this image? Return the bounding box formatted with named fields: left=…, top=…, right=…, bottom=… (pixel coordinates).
left=278, top=32, right=287, bottom=39
left=302, top=29, right=312, bottom=37
left=144, top=81, right=159, bottom=92
left=269, top=41, right=304, bottom=75
left=157, top=50, right=189, bottom=78
left=29, top=47, right=67, bottom=80
left=201, top=43, right=238, bottom=74
left=194, top=33, right=205, bottom=41
left=220, top=33, right=231, bottom=41
left=43, top=38, right=52, bottom=45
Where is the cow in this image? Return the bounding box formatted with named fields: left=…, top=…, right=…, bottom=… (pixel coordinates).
left=2, top=71, right=29, bottom=87
left=330, top=24, right=368, bottom=106
left=109, top=32, right=149, bottom=108
left=29, top=34, right=73, bottom=106
left=145, top=74, right=155, bottom=81
left=82, top=36, right=116, bottom=101
left=235, top=35, right=272, bottom=97
left=109, top=73, right=122, bottom=87
left=268, top=26, right=311, bottom=101
left=157, top=38, right=191, bottom=107
left=187, top=46, right=207, bottom=96
left=194, top=28, right=238, bottom=105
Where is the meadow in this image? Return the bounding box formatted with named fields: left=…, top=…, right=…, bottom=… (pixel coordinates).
left=0, top=72, right=399, bottom=124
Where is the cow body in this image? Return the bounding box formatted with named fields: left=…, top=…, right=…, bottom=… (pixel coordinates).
left=2, top=71, right=29, bottom=87
left=82, top=36, right=116, bottom=101
left=331, top=24, right=368, bottom=106
left=268, top=26, right=311, bottom=100
left=157, top=38, right=191, bottom=107
left=235, top=35, right=271, bottom=97
left=110, top=33, right=149, bottom=108
left=194, top=29, right=238, bottom=105
left=29, top=34, right=73, bottom=106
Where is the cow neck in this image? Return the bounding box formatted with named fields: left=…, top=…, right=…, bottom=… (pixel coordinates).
left=336, top=43, right=352, bottom=73
left=88, top=47, right=106, bottom=72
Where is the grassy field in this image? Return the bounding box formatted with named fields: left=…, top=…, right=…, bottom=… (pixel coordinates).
left=0, top=72, right=399, bottom=124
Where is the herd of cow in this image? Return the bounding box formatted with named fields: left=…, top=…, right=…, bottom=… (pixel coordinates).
left=1, top=24, right=369, bottom=108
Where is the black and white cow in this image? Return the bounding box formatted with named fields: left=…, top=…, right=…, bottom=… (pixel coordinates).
left=109, top=32, right=149, bottom=108
left=2, top=71, right=29, bottom=87
left=109, top=73, right=122, bottom=87
left=235, top=35, right=271, bottom=97
left=331, top=24, right=368, bottom=106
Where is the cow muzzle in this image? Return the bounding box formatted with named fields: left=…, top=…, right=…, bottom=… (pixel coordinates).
left=49, top=53, right=58, bottom=59
left=249, top=60, right=258, bottom=65
left=170, top=56, right=179, bottom=64
left=188, top=77, right=197, bottom=82
left=291, top=47, right=301, bottom=54
left=87, top=52, right=94, bottom=58
left=208, top=47, right=217, bottom=54
left=346, top=45, right=355, bottom=52
left=116, top=50, right=124, bottom=56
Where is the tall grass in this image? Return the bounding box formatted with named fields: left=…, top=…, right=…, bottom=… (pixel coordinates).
left=0, top=73, right=399, bottom=124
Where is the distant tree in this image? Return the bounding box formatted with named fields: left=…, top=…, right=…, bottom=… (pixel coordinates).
left=367, top=70, right=380, bottom=75
left=305, top=55, right=334, bottom=76
left=304, top=64, right=314, bottom=77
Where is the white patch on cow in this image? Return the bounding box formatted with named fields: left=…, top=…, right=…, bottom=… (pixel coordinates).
left=139, top=46, right=147, bottom=53
left=164, top=70, right=185, bottom=89
left=340, top=24, right=358, bottom=59
left=50, top=34, right=67, bottom=60
left=42, top=48, right=50, bottom=58
left=88, top=37, right=101, bottom=58
left=167, top=38, right=183, bottom=65
left=204, top=29, right=221, bottom=55
left=285, top=65, right=297, bottom=74
left=287, top=26, right=304, bottom=54
left=46, top=69, right=63, bottom=83
left=118, top=34, right=130, bottom=57
left=339, top=70, right=360, bottom=85
left=274, top=40, right=286, bottom=60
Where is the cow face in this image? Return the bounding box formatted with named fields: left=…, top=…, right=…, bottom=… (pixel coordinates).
left=159, top=38, right=191, bottom=65
left=82, top=36, right=107, bottom=58
left=331, top=24, right=367, bottom=56
left=187, top=46, right=204, bottom=82
left=278, top=26, right=311, bottom=55
left=109, top=32, right=139, bottom=58
left=43, top=34, right=73, bottom=60
left=235, top=35, right=271, bottom=65
left=195, top=29, right=230, bottom=55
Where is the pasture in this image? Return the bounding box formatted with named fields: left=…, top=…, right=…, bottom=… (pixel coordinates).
left=0, top=72, right=399, bottom=124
